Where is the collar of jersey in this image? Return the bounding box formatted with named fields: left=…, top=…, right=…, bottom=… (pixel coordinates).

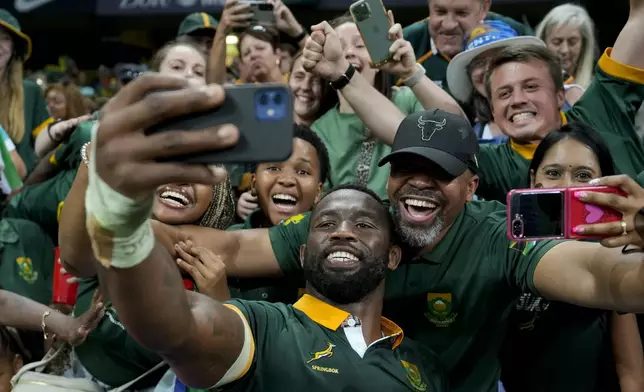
left=509, top=111, right=568, bottom=160
left=294, top=294, right=404, bottom=349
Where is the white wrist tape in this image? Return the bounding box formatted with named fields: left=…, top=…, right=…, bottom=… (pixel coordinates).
left=85, top=122, right=155, bottom=269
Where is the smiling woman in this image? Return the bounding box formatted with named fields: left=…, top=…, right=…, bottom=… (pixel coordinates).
left=155, top=184, right=216, bottom=225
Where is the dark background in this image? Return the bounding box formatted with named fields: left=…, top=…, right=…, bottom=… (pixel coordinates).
left=4, top=0, right=628, bottom=70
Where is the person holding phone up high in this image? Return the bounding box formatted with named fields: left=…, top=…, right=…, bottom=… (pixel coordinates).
left=207, top=0, right=308, bottom=85
left=81, top=74, right=448, bottom=391
left=134, top=9, right=644, bottom=392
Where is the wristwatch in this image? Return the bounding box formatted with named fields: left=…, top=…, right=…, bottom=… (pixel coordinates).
left=403, top=63, right=426, bottom=88
left=292, top=29, right=307, bottom=43
left=329, top=64, right=356, bottom=91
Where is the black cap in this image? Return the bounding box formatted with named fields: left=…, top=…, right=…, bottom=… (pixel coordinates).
left=378, top=109, right=479, bottom=177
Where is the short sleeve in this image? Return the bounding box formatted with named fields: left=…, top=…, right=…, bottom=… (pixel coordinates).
left=487, top=219, right=565, bottom=295
left=218, top=300, right=288, bottom=391
left=267, top=212, right=310, bottom=277
left=392, top=87, right=424, bottom=114
left=504, top=239, right=565, bottom=295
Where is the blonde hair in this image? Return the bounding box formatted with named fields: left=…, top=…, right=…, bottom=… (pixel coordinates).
left=0, top=56, right=25, bottom=143
left=536, top=3, right=597, bottom=89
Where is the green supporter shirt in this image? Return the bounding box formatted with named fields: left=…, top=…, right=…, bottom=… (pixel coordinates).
left=476, top=50, right=644, bottom=203
left=4, top=170, right=75, bottom=244
left=18, top=80, right=52, bottom=173
left=0, top=218, right=54, bottom=305
left=3, top=120, right=95, bottom=242
left=219, top=295, right=448, bottom=392
left=74, top=277, right=168, bottom=388
left=500, top=293, right=611, bottom=392
left=226, top=209, right=301, bottom=304
left=266, top=201, right=562, bottom=392
left=402, top=13, right=533, bottom=93
left=311, top=87, right=423, bottom=200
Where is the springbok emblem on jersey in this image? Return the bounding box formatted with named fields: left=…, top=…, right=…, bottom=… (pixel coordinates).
left=306, top=342, right=336, bottom=363
left=418, top=116, right=447, bottom=141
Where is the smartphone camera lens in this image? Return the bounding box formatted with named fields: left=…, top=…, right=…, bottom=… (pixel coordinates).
left=259, top=94, right=269, bottom=106
left=511, top=215, right=524, bottom=238
left=353, top=2, right=371, bottom=22
left=273, top=93, right=283, bottom=105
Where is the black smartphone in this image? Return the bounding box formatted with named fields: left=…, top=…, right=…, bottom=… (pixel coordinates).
left=145, top=84, right=293, bottom=164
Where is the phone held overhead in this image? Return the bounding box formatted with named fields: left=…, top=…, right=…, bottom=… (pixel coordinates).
left=349, top=0, right=395, bottom=67
left=507, top=186, right=626, bottom=241
left=145, top=84, right=294, bottom=165
left=244, top=0, right=276, bottom=25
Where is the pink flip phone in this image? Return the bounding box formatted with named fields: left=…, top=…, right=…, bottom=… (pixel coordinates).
left=506, top=186, right=625, bottom=241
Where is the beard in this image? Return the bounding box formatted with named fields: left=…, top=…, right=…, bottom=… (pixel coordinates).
left=302, top=249, right=388, bottom=305
left=392, top=186, right=447, bottom=249
left=393, top=206, right=445, bottom=249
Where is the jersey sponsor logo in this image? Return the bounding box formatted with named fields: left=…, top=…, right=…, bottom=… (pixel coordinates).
left=306, top=342, right=335, bottom=364
left=311, top=365, right=339, bottom=374
left=417, top=116, right=446, bottom=141
left=16, top=257, right=38, bottom=284
left=425, top=293, right=457, bottom=327
left=516, top=293, right=550, bottom=331
left=509, top=240, right=537, bottom=256
left=401, top=360, right=427, bottom=392
left=283, top=213, right=305, bottom=226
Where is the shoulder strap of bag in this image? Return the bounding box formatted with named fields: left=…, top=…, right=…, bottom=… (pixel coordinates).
left=109, top=362, right=167, bottom=392
left=10, top=345, right=63, bottom=386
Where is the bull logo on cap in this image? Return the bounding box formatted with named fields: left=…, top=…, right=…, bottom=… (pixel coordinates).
left=417, top=116, right=446, bottom=141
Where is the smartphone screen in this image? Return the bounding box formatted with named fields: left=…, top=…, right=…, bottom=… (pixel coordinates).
left=508, top=190, right=565, bottom=239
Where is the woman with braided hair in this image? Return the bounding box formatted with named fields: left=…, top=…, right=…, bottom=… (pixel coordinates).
left=54, top=39, right=237, bottom=392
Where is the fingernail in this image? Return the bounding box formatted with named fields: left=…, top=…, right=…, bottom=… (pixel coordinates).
left=202, top=84, right=221, bottom=97
left=210, top=165, right=227, bottom=179
left=217, top=125, right=235, bottom=139
left=574, top=191, right=587, bottom=199
left=589, top=178, right=600, bottom=185
left=573, top=226, right=584, bottom=234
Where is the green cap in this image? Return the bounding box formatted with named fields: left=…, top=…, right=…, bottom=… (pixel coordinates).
left=0, top=9, right=31, bottom=61
left=177, top=12, right=218, bottom=37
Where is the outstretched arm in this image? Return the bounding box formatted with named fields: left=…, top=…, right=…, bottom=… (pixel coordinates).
left=86, top=74, right=254, bottom=388
left=610, top=0, right=644, bottom=69
left=534, top=176, right=644, bottom=312
left=0, top=289, right=104, bottom=346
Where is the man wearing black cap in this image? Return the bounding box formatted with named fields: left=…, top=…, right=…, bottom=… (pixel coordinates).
left=143, top=103, right=644, bottom=392
left=63, top=38, right=644, bottom=391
